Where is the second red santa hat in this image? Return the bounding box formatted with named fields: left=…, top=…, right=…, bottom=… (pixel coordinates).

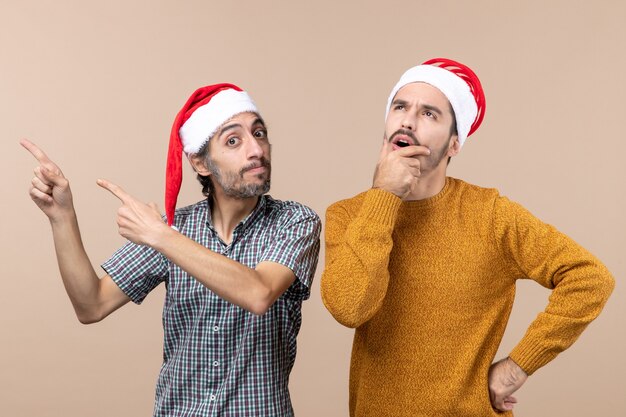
left=386, top=58, right=486, bottom=147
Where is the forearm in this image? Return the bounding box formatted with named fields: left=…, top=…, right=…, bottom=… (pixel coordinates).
left=152, top=227, right=274, bottom=314
left=494, top=197, right=616, bottom=374
left=22, top=140, right=127, bottom=322
left=321, top=189, right=401, bottom=328
left=49, top=212, right=105, bottom=322
left=509, top=260, right=614, bottom=374
left=321, top=231, right=392, bottom=328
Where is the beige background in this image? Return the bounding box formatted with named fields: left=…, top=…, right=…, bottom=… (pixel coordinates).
left=1, top=0, right=624, bottom=415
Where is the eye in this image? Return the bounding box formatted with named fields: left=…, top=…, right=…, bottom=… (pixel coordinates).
left=393, top=104, right=405, bottom=111
left=254, top=128, right=268, bottom=139
left=424, top=111, right=436, bottom=119
left=226, top=137, right=240, bottom=146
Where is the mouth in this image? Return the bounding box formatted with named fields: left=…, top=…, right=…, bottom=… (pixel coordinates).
left=394, top=137, right=411, bottom=148
left=245, top=166, right=266, bottom=174
left=389, top=130, right=419, bottom=150
left=241, top=160, right=271, bottom=176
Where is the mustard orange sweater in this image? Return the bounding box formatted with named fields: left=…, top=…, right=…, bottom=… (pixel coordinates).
left=321, top=177, right=614, bottom=417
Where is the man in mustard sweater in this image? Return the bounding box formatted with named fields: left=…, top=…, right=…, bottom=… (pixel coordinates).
left=320, top=58, right=614, bottom=416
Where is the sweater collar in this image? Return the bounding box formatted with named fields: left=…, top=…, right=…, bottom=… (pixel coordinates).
left=402, top=177, right=454, bottom=209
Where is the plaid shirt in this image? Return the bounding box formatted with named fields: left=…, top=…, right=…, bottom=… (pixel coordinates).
left=102, top=195, right=321, bottom=417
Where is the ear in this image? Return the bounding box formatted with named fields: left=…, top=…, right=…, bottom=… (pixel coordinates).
left=188, top=153, right=211, bottom=176
left=447, top=135, right=461, bottom=157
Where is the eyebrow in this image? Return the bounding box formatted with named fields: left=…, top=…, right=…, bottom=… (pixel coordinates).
left=217, top=123, right=243, bottom=137
left=217, top=117, right=267, bottom=138
left=422, top=104, right=443, bottom=116
left=392, top=99, right=408, bottom=107
left=392, top=99, right=444, bottom=116
left=253, top=116, right=267, bottom=128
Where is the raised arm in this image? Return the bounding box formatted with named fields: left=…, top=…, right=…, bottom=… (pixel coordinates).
left=21, top=139, right=130, bottom=323
left=320, top=139, right=429, bottom=328
left=320, top=189, right=403, bottom=328
left=97, top=179, right=320, bottom=315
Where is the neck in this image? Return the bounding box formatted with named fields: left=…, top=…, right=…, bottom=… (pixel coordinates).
left=404, top=164, right=448, bottom=201
left=210, top=190, right=260, bottom=244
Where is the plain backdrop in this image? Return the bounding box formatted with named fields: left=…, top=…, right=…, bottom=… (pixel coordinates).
left=1, top=1, right=624, bottom=416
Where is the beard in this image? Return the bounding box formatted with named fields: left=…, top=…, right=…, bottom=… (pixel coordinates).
left=206, top=157, right=271, bottom=199
left=387, top=129, right=451, bottom=171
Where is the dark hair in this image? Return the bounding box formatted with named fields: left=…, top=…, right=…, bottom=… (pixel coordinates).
left=193, top=140, right=215, bottom=197
left=449, top=103, right=458, bottom=137
left=447, top=104, right=458, bottom=165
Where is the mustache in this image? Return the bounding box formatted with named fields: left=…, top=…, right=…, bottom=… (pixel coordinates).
left=389, top=129, right=419, bottom=146
left=240, top=158, right=271, bottom=175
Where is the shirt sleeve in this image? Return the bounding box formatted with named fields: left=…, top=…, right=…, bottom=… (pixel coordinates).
left=101, top=240, right=169, bottom=304
left=493, top=196, right=615, bottom=375
left=259, top=204, right=321, bottom=301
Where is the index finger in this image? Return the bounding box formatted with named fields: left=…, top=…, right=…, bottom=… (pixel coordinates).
left=20, top=138, right=57, bottom=166
left=97, top=178, right=133, bottom=203
left=396, top=145, right=432, bottom=158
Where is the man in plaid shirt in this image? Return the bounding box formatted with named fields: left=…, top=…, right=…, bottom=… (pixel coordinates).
left=22, top=84, right=321, bottom=416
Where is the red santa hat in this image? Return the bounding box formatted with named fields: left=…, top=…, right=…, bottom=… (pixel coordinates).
left=385, top=58, right=486, bottom=147
left=165, top=83, right=259, bottom=225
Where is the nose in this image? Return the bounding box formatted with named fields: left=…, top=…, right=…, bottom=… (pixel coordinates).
left=401, top=113, right=416, bottom=131
left=244, top=134, right=264, bottom=159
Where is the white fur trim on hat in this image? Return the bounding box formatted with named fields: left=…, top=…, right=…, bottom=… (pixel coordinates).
left=179, top=89, right=258, bottom=154
left=385, top=65, right=477, bottom=147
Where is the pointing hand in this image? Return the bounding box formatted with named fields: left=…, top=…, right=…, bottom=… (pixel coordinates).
left=21, top=139, right=75, bottom=222
left=97, top=179, right=166, bottom=246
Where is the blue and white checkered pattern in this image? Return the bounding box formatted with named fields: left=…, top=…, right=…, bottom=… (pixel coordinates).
left=102, top=195, right=321, bottom=416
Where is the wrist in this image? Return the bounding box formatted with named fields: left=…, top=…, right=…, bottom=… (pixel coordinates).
left=49, top=209, right=78, bottom=227
left=507, top=357, right=528, bottom=379
left=148, top=222, right=177, bottom=250
left=372, top=182, right=401, bottom=198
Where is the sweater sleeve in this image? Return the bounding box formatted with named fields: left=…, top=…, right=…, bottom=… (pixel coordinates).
left=320, top=189, right=402, bottom=328
left=493, top=197, right=615, bottom=375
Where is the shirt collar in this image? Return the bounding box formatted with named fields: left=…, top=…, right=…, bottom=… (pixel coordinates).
left=204, top=195, right=268, bottom=237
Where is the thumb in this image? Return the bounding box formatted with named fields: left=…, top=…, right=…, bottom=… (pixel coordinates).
left=378, top=137, right=391, bottom=162
left=41, top=166, right=66, bottom=187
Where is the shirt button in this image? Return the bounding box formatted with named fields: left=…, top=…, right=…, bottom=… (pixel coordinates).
left=213, top=325, right=219, bottom=332
left=213, top=361, right=220, bottom=367
left=209, top=394, right=216, bottom=401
